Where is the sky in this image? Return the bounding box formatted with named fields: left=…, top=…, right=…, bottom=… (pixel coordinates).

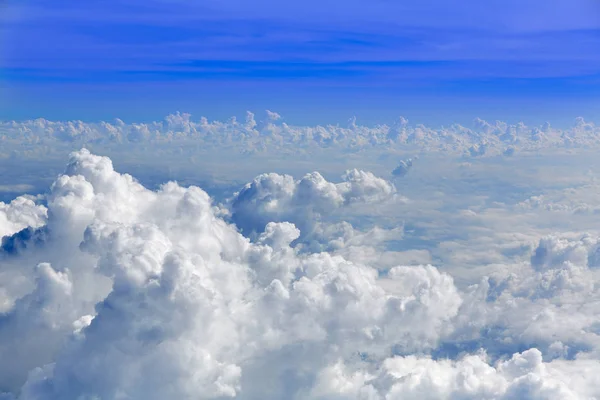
left=1, top=0, right=600, bottom=125
left=5, top=2, right=600, bottom=399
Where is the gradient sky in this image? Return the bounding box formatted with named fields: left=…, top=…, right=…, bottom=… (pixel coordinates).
left=1, top=0, right=600, bottom=125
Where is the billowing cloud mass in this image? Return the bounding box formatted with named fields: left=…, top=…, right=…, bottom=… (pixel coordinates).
left=230, top=169, right=398, bottom=246
left=0, top=197, right=46, bottom=239
left=1, top=149, right=600, bottom=399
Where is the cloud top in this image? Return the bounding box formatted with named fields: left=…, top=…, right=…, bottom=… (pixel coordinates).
left=2, top=113, right=600, bottom=157
left=1, top=150, right=600, bottom=399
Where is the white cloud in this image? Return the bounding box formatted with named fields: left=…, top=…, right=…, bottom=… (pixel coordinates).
left=518, top=183, right=600, bottom=214
left=2, top=149, right=600, bottom=399
left=0, top=196, right=46, bottom=239
left=229, top=169, right=399, bottom=245
left=2, top=113, right=599, bottom=158
left=309, top=349, right=600, bottom=399
left=391, top=158, right=413, bottom=178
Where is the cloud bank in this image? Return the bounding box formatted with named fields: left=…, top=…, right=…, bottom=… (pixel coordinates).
left=0, top=150, right=600, bottom=399
left=1, top=113, right=599, bottom=158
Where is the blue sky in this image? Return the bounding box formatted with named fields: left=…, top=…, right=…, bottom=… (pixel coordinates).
left=1, top=0, right=600, bottom=125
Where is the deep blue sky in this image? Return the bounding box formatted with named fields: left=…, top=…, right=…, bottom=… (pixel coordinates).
left=1, top=0, right=600, bottom=125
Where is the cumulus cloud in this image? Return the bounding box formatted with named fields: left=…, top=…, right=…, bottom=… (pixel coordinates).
left=1, top=149, right=600, bottom=399
left=517, top=183, right=600, bottom=214
left=391, top=158, right=413, bottom=178
left=229, top=169, right=399, bottom=246
left=2, top=113, right=599, bottom=158
left=309, top=348, right=600, bottom=399
left=0, top=196, right=46, bottom=239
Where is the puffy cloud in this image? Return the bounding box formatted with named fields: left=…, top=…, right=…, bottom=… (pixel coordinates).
left=2, top=150, right=600, bottom=399
left=443, top=234, right=600, bottom=363
left=0, top=150, right=436, bottom=399
left=517, top=183, right=600, bottom=214
left=0, top=196, right=47, bottom=239
left=230, top=169, right=399, bottom=242
left=309, top=349, right=600, bottom=399
left=0, top=262, right=76, bottom=393
left=391, top=158, right=413, bottom=178
left=2, top=113, right=600, bottom=158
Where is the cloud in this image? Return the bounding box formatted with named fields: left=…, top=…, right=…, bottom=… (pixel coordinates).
left=309, top=348, right=600, bottom=399
left=229, top=169, right=399, bottom=244
left=2, top=150, right=600, bottom=399
left=0, top=184, right=35, bottom=194
left=0, top=262, right=76, bottom=393
left=391, top=158, right=413, bottom=178
left=1, top=113, right=600, bottom=158
left=441, top=233, right=600, bottom=363
left=518, top=183, right=600, bottom=214
left=0, top=196, right=46, bottom=239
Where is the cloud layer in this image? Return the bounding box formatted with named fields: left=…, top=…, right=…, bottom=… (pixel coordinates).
left=1, top=150, right=600, bottom=399
left=2, top=113, right=599, bottom=158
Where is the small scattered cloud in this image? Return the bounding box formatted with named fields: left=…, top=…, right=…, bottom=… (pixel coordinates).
left=391, top=158, right=413, bottom=178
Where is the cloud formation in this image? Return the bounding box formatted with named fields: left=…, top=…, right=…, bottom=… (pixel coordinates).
left=391, top=158, right=413, bottom=178
left=2, top=112, right=600, bottom=158
left=1, top=150, right=600, bottom=399
left=230, top=169, right=398, bottom=242
left=0, top=196, right=46, bottom=239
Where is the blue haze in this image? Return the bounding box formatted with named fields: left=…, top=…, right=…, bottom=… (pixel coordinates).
left=1, top=0, right=600, bottom=124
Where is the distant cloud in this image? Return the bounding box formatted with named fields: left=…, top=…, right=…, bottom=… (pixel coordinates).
left=391, top=158, right=413, bottom=178
left=0, top=185, right=35, bottom=193
left=1, top=113, right=599, bottom=158
left=517, top=183, right=600, bottom=214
